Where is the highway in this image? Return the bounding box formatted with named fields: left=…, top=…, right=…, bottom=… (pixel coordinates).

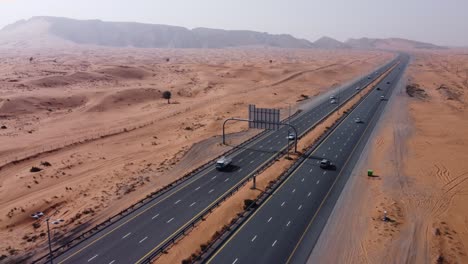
left=51, top=58, right=398, bottom=264
left=206, top=54, right=409, bottom=264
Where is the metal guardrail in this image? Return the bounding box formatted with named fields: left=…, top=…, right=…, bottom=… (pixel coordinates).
left=137, top=60, right=399, bottom=264
left=32, top=111, right=302, bottom=264
left=33, top=59, right=397, bottom=264
left=192, top=61, right=398, bottom=263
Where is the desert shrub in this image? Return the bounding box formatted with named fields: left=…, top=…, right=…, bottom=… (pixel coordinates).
left=200, top=243, right=208, bottom=251
left=41, top=161, right=52, bottom=167
left=243, top=199, right=256, bottom=210
left=162, top=91, right=172, bottom=104
left=30, top=167, right=42, bottom=173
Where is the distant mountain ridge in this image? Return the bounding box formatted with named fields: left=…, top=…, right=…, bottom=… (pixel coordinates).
left=0, top=16, right=447, bottom=50
left=0, top=16, right=314, bottom=49
left=313, top=36, right=351, bottom=49
left=345, top=37, right=446, bottom=50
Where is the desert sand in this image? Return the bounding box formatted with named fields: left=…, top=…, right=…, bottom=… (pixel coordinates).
left=0, top=47, right=391, bottom=261
left=309, top=50, right=468, bottom=264
left=157, top=61, right=397, bottom=264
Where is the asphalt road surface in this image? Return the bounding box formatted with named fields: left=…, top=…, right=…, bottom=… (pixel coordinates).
left=52, top=57, right=398, bottom=264
left=206, top=54, right=409, bottom=264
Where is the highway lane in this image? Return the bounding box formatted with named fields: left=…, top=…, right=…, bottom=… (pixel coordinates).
left=206, top=54, right=409, bottom=264
left=52, top=58, right=398, bottom=264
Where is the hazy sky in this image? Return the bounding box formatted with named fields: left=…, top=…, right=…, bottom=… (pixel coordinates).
left=1, top=0, right=467, bottom=46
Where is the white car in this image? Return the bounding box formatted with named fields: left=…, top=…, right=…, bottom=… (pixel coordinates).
left=330, top=99, right=337, bottom=104
left=287, top=133, right=296, bottom=140
left=330, top=95, right=336, bottom=99
left=355, top=118, right=363, bottom=123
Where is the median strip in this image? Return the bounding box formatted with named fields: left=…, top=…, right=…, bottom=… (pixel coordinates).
left=154, top=61, right=398, bottom=264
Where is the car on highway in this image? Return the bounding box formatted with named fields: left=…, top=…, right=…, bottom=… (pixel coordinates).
left=330, top=99, right=337, bottom=104
left=387, top=81, right=391, bottom=84
left=330, top=95, right=336, bottom=99
left=216, top=156, right=232, bottom=171
left=356, top=87, right=360, bottom=90
left=380, top=95, right=385, bottom=100
left=354, top=117, right=363, bottom=123
left=319, top=159, right=331, bottom=169
left=376, top=87, right=381, bottom=90
left=367, top=76, right=371, bottom=79
left=287, top=133, right=296, bottom=140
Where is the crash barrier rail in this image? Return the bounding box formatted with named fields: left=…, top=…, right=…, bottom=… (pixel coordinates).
left=32, top=111, right=302, bottom=263
left=34, top=59, right=397, bottom=263
left=193, top=61, right=398, bottom=263
left=138, top=60, right=399, bottom=264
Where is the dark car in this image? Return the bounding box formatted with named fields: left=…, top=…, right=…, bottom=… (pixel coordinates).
left=320, top=159, right=331, bottom=169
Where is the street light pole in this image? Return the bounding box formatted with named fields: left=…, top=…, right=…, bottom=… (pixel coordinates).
left=287, top=103, right=291, bottom=159
left=46, top=218, right=53, bottom=264
left=31, top=212, right=64, bottom=264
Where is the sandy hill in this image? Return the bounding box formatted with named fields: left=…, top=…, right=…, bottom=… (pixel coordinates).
left=0, top=16, right=314, bottom=49
left=313, top=36, right=350, bottom=49
left=346, top=37, right=446, bottom=50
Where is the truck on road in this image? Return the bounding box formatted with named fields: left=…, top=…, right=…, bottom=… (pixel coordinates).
left=216, top=156, right=232, bottom=170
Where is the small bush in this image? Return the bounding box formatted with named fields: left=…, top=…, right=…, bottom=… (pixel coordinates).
left=0, top=125, right=6, bottom=129
left=41, top=161, right=52, bottom=167
left=30, top=167, right=42, bottom=173
left=200, top=243, right=208, bottom=251
left=243, top=199, right=256, bottom=210
left=181, top=259, right=191, bottom=264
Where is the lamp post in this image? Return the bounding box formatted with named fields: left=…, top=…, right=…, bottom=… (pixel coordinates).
left=286, top=103, right=291, bottom=159
left=31, top=212, right=64, bottom=264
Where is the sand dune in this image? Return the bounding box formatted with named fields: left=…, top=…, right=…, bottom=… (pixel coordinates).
left=96, top=66, right=151, bottom=80
left=27, top=71, right=111, bottom=88
left=0, top=95, right=87, bottom=115
left=87, top=88, right=162, bottom=112
left=0, top=48, right=392, bottom=261
left=310, top=50, right=468, bottom=264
